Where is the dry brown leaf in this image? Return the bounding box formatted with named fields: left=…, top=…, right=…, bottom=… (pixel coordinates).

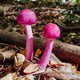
left=14, top=53, right=25, bottom=70
left=5, top=65, right=13, bottom=75
left=45, top=68, right=68, bottom=80
left=16, top=76, right=25, bottom=80
left=22, top=60, right=31, bottom=69
left=34, top=49, right=42, bottom=58
left=48, top=60, right=64, bottom=68
left=76, top=71, right=80, bottom=76
left=50, top=11, right=59, bottom=17
left=0, top=73, right=13, bottom=80
left=16, top=53, right=25, bottom=64
left=20, top=49, right=26, bottom=56
left=12, top=72, right=18, bottom=80
left=23, top=63, right=39, bottom=74
left=1, top=49, right=16, bottom=61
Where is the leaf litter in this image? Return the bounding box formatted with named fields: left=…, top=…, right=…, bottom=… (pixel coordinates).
left=0, top=43, right=80, bottom=80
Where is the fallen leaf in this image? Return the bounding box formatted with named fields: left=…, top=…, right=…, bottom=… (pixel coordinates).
left=23, top=63, right=39, bottom=74
left=0, top=73, right=13, bottom=80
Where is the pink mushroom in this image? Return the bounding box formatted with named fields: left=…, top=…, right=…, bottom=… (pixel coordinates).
left=38, top=23, right=60, bottom=70
left=17, top=9, right=36, bottom=61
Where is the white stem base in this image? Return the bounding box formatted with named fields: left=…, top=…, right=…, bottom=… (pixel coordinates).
left=38, top=39, right=54, bottom=70
left=25, top=25, right=33, bottom=61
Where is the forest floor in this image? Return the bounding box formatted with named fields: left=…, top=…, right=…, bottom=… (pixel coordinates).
left=0, top=1, right=80, bottom=79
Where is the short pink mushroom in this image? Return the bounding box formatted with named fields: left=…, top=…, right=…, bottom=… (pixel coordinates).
left=17, top=9, right=36, bottom=61
left=38, top=23, right=60, bottom=70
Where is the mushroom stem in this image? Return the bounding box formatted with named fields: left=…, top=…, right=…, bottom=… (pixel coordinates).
left=38, top=39, right=54, bottom=70
left=25, top=25, right=33, bottom=61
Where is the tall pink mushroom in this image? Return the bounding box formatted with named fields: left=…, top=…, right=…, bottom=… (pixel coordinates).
left=38, top=23, right=60, bottom=70
left=17, top=9, right=36, bottom=61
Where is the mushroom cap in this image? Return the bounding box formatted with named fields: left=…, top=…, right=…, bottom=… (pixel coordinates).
left=42, top=23, right=60, bottom=39
left=17, top=9, right=36, bottom=25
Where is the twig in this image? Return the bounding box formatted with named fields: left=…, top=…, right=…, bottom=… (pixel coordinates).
left=0, top=43, right=21, bottom=51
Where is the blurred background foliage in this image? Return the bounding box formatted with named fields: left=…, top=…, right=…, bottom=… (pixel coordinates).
left=15, top=0, right=80, bottom=25
left=0, top=0, right=80, bottom=29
